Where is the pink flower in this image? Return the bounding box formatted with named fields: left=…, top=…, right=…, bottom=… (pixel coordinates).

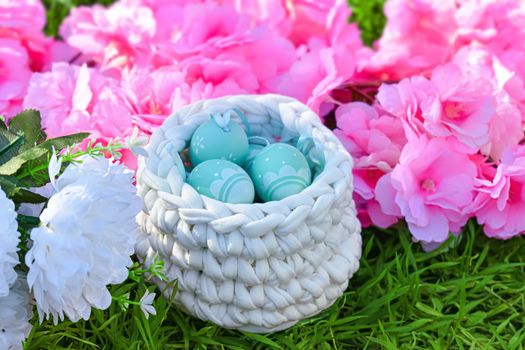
left=214, top=0, right=359, bottom=48
left=455, top=0, right=525, bottom=57
left=0, top=38, right=32, bottom=117
left=268, top=43, right=347, bottom=112
left=376, top=136, right=477, bottom=248
left=452, top=46, right=524, bottom=160
left=469, top=146, right=525, bottom=239
left=267, top=29, right=363, bottom=114
left=334, top=102, right=406, bottom=228
left=123, top=63, right=247, bottom=134
left=376, top=75, right=434, bottom=140
left=0, top=0, right=51, bottom=71
left=60, top=2, right=156, bottom=74
left=124, top=58, right=263, bottom=135
left=23, top=63, right=135, bottom=165
left=152, top=2, right=297, bottom=88
left=0, top=0, right=46, bottom=37
left=360, top=0, right=457, bottom=80
left=123, top=66, right=188, bottom=134
left=181, top=56, right=257, bottom=95
left=481, top=100, right=523, bottom=161
left=155, top=2, right=256, bottom=57
left=420, top=63, right=496, bottom=149
left=378, top=63, right=497, bottom=150
left=286, top=0, right=358, bottom=47
left=335, top=102, right=405, bottom=171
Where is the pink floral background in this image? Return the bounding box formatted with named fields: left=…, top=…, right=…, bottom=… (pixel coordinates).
left=3, top=0, right=525, bottom=249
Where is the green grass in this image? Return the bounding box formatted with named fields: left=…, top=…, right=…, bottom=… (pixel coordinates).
left=26, top=223, right=525, bottom=349
left=348, top=0, right=387, bottom=46
left=43, top=0, right=114, bottom=37
left=28, top=1, right=525, bottom=349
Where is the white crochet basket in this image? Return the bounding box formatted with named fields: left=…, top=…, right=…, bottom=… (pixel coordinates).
left=135, top=94, right=362, bottom=333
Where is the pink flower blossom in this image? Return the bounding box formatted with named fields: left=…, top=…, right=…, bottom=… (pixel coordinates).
left=123, top=66, right=187, bottom=134
left=155, top=2, right=256, bottom=57
left=376, top=136, right=477, bottom=248
left=334, top=102, right=406, bottom=228
left=123, top=63, right=250, bottom=134
left=151, top=2, right=297, bottom=89
left=60, top=2, right=156, bottom=74
left=267, top=43, right=347, bottom=113
left=469, top=146, right=525, bottom=239
left=378, top=63, right=497, bottom=150
left=0, top=0, right=46, bottom=37
left=481, top=101, right=523, bottom=162
left=420, top=63, right=496, bottom=149
left=125, top=57, right=265, bottom=135
left=214, top=0, right=358, bottom=48
left=452, top=46, right=524, bottom=160
left=0, top=0, right=51, bottom=71
left=376, top=75, right=434, bottom=140
left=286, top=0, right=358, bottom=47
left=360, top=0, right=457, bottom=80
left=23, top=63, right=136, bottom=166
left=0, top=38, right=32, bottom=117
left=455, top=0, right=525, bottom=58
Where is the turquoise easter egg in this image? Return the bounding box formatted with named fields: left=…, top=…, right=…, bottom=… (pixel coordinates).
left=245, top=136, right=271, bottom=173
left=188, top=159, right=255, bottom=204
left=249, top=143, right=312, bottom=202
left=189, top=116, right=249, bottom=166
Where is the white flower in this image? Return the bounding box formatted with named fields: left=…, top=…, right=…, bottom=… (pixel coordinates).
left=0, top=276, right=33, bottom=350
left=139, top=291, right=156, bottom=319
left=25, top=156, right=143, bottom=323
left=125, top=126, right=149, bottom=157
left=16, top=183, right=55, bottom=218
left=0, top=187, right=20, bottom=297
left=48, top=148, right=62, bottom=189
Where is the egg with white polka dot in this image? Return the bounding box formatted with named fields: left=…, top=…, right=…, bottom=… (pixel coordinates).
left=189, top=118, right=249, bottom=167
left=188, top=159, right=255, bottom=204
left=249, top=143, right=312, bottom=202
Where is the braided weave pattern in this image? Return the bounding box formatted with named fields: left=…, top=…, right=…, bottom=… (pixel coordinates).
left=135, top=94, right=362, bottom=333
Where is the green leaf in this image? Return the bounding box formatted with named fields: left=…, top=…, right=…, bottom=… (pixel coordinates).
left=39, top=132, right=90, bottom=151
left=8, top=109, right=47, bottom=150
left=0, top=147, right=48, bottom=176
left=0, top=175, right=19, bottom=197
left=0, top=129, right=24, bottom=165
left=0, top=132, right=89, bottom=177
left=12, top=188, right=48, bottom=204
left=0, top=116, right=7, bottom=130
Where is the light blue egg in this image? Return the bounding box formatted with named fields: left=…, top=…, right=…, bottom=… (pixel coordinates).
left=189, top=117, right=249, bottom=167
left=249, top=143, right=312, bottom=202
left=188, top=159, right=255, bottom=204
left=245, top=136, right=271, bottom=174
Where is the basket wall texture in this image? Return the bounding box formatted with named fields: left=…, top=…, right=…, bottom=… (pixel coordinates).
left=135, top=94, right=362, bottom=333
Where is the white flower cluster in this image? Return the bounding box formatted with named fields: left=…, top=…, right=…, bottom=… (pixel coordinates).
left=0, top=187, right=20, bottom=297
left=26, top=156, right=143, bottom=323
left=1, top=153, right=146, bottom=347
left=0, top=277, right=33, bottom=350
left=0, top=188, right=33, bottom=349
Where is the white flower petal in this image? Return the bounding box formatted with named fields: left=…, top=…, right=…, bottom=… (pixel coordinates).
left=0, top=187, right=20, bottom=297
left=139, top=291, right=157, bottom=319
left=48, top=149, right=62, bottom=189
left=26, top=156, right=143, bottom=323
left=0, top=276, right=33, bottom=350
